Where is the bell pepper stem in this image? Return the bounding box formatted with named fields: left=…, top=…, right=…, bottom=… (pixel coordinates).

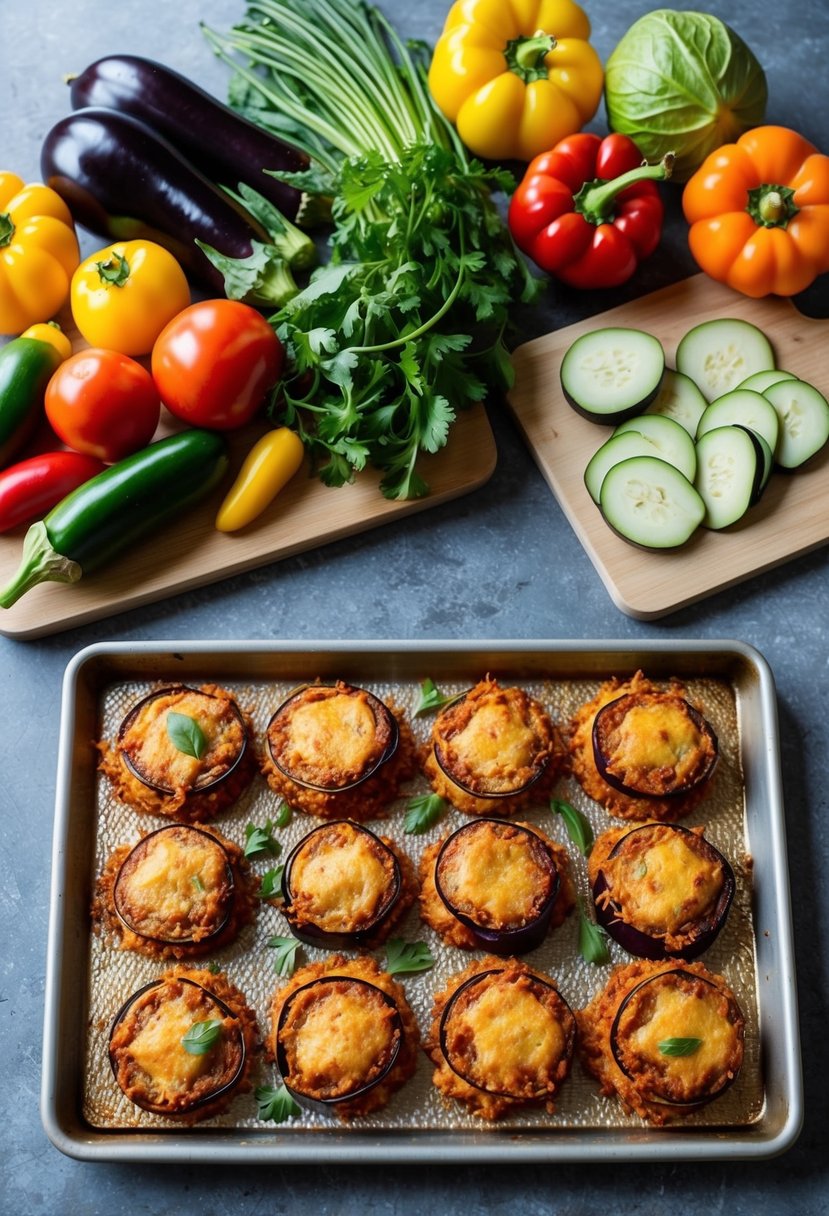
left=0, top=520, right=81, bottom=609
left=747, top=183, right=798, bottom=228
left=574, top=153, right=675, bottom=225
left=506, top=31, right=557, bottom=84
left=0, top=211, right=14, bottom=248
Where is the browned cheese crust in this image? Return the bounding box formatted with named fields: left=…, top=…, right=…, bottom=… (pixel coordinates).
left=424, top=956, right=576, bottom=1120
left=284, top=821, right=418, bottom=947
left=418, top=820, right=575, bottom=950
left=270, top=954, right=419, bottom=1119
left=577, top=959, right=745, bottom=1126
left=108, top=967, right=258, bottom=1123
left=589, top=822, right=727, bottom=954
left=93, top=824, right=258, bottom=960
left=422, top=677, right=565, bottom=817
left=261, top=682, right=417, bottom=820
left=568, top=671, right=715, bottom=821
left=99, top=684, right=256, bottom=823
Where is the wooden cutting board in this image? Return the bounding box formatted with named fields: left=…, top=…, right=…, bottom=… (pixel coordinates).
left=507, top=274, right=829, bottom=619
left=0, top=405, right=496, bottom=640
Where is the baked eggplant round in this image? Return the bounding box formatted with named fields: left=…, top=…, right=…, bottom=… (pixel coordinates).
left=423, top=677, right=563, bottom=817
left=101, top=684, right=255, bottom=822
left=94, top=823, right=257, bottom=958
left=419, top=818, right=575, bottom=954
left=569, top=671, right=717, bottom=822
left=425, top=957, right=576, bottom=1120
left=577, top=959, right=745, bottom=1124
left=590, top=822, right=735, bottom=960
left=108, top=969, right=257, bottom=1121
left=592, top=690, right=718, bottom=798
left=262, top=682, right=416, bottom=820
left=281, top=820, right=416, bottom=949
left=271, top=954, right=418, bottom=1119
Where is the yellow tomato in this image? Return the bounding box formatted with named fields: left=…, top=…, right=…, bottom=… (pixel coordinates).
left=428, top=0, right=603, bottom=162
left=20, top=321, right=73, bottom=362
left=71, top=240, right=190, bottom=356
left=0, top=172, right=80, bottom=335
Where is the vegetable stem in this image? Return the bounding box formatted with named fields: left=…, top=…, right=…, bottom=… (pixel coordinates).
left=0, top=520, right=80, bottom=608
left=506, top=31, right=556, bottom=84
left=575, top=154, right=674, bottom=225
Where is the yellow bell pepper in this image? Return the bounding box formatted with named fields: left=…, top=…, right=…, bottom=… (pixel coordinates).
left=215, top=427, right=305, bottom=532
left=20, top=321, right=73, bottom=362
left=0, top=172, right=80, bottom=335
left=428, top=0, right=604, bottom=162
left=71, top=239, right=191, bottom=356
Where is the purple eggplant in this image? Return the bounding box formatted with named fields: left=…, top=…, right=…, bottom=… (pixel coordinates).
left=592, top=824, right=735, bottom=961
left=609, top=967, right=743, bottom=1110
left=592, top=690, right=718, bottom=799
left=275, top=975, right=403, bottom=1117
left=109, top=976, right=247, bottom=1116
left=281, top=821, right=403, bottom=949
left=68, top=54, right=306, bottom=219
left=438, top=967, right=576, bottom=1099
left=434, top=819, right=560, bottom=956
left=40, top=108, right=305, bottom=303
left=117, top=684, right=250, bottom=797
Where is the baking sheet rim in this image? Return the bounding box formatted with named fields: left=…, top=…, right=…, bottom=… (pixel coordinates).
left=41, top=637, right=803, bottom=1164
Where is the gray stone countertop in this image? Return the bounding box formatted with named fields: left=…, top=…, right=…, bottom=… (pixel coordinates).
left=1, top=0, right=827, bottom=1212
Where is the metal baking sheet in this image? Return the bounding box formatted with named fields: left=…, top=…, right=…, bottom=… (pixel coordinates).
left=41, top=640, right=802, bottom=1163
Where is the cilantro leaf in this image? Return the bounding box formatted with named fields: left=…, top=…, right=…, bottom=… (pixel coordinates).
left=413, top=677, right=456, bottom=716
left=403, top=792, right=448, bottom=835
left=258, top=866, right=285, bottom=900
left=385, top=938, right=434, bottom=976
left=267, top=935, right=301, bottom=977
left=244, top=820, right=282, bottom=859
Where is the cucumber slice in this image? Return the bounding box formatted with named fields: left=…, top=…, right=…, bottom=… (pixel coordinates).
left=735, top=425, right=774, bottom=501
left=599, top=456, right=705, bottom=550
left=643, top=368, right=708, bottom=436
left=584, top=431, right=668, bottom=505
left=560, top=327, right=665, bottom=423
left=737, top=369, right=798, bottom=393
left=612, top=414, right=697, bottom=482
left=676, top=318, right=775, bottom=401
left=762, top=378, right=829, bottom=468
left=694, top=426, right=759, bottom=529
left=696, top=389, right=780, bottom=452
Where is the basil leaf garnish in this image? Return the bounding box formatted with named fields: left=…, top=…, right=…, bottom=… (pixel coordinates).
left=167, top=711, right=207, bottom=760
left=404, top=792, right=447, bottom=835
left=658, top=1037, right=703, bottom=1057
left=181, top=1018, right=223, bottom=1055
left=551, top=799, right=594, bottom=856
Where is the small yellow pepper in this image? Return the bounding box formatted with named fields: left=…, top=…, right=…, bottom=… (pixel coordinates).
left=428, top=0, right=603, bottom=162
left=0, top=172, right=80, bottom=335
left=71, top=239, right=191, bottom=356
left=215, top=427, right=305, bottom=532
left=20, top=321, right=72, bottom=362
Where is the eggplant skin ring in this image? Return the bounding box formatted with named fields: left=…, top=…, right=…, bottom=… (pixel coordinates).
left=577, top=959, right=745, bottom=1125
left=262, top=682, right=417, bottom=820
left=100, top=683, right=256, bottom=823
left=423, top=677, right=564, bottom=817
left=569, top=671, right=717, bottom=822
left=424, top=956, right=576, bottom=1121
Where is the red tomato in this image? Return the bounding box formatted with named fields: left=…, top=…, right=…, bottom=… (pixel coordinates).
left=151, top=299, right=284, bottom=430
left=45, top=350, right=160, bottom=462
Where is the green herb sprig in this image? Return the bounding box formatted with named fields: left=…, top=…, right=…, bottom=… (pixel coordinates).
left=255, top=1083, right=301, bottom=1123
left=258, top=866, right=285, bottom=900
left=658, top=1037, right=703, bottom=1057
left=267, top=935, right=301, bottom=977
left=551, top=799, right=594, bottom=857
left=167, top=712, right=207, bottom=760
left=245, top=819, right=282, bottom=859
left=385, top=938, right=434, bottom=976
left=414, top=678, right=457, bottom=716
left=404, top=792, right=448, bottom=835
left=577, top=902, right=610, bottom=966
left=181, top=1019, right=223, bottom=1056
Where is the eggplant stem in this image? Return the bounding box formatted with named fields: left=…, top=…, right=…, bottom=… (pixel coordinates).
left=0, top=520, right=81, bottom=609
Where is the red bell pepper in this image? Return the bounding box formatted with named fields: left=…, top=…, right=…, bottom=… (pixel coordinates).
left=0, top=450, right=105, bottom=532
left=508, top=133, right=673, bottom=289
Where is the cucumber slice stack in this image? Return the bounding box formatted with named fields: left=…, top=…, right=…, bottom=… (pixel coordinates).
left=564, top=317, right=829, bottom=551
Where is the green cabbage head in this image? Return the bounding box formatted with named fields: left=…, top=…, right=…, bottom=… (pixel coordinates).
left=604, top=10, right=768, bottom=181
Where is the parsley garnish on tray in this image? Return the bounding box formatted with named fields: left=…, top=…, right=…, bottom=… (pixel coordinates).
left=404, top=793, right=448, bottom=835
left=385, top=939, right=434, bottom=976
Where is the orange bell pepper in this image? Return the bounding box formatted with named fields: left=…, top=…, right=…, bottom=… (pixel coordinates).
left=682, top=126, right=829, bottom=298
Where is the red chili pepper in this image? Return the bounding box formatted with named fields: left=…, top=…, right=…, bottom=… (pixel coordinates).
left=0, top=450, right=105, bottom=532
left=508, top=133, right=673, bottom=289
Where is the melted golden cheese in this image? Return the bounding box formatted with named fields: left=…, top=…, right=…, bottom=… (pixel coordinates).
left=614, top=835, right=722, bottom=931
left=118, top=831, right=228, bottom=933
left=123, top=690, right=242, bottom=792
left=291, top=987, right=394, bottom=1093
left=286, top=695, right=377, bottom=774
left=451, top=700, right=537, bottom=778
left=291, top=829, right=391, bottom=922
left=611, top=703, right=702, bottom=775
left=128, top=995, right=212, bottom=1096
left=456, top=982, right=565, bottom=1088
left=439, top=827, right=549, bottom=926
left=627, top=983, right=738, bottom=1087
